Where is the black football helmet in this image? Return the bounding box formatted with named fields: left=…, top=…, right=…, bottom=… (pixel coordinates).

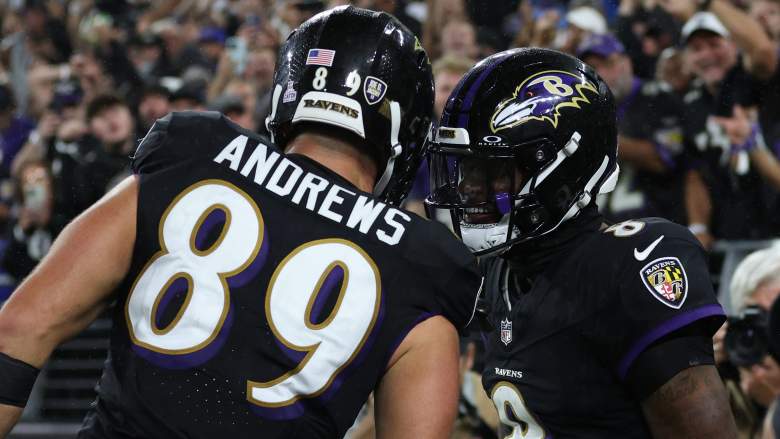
left=266, top=6, right=434, bottom=205
left=425, top=48, right=619, bottom=256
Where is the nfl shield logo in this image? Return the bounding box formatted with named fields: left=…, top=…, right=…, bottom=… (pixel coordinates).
left=363, top=76, right=388, bottom=105
left=640, top=257, right=688, bottom=309
left=500, top=318, right=512, bottom=346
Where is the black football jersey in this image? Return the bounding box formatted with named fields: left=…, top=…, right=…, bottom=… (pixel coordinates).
left=480, top=218, right=725, bottom=438
left=78, top=112, right=482, bottom=438
left=605, top=80, right=686, bottom=224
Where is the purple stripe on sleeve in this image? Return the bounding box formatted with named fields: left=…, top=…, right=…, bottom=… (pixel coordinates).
left=617, top=304, right=725, bottom=380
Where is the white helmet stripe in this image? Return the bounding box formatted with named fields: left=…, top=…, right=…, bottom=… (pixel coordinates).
left=559, top=154, right=610, bottom=223
left=373, top=100, right=402, bottom=196
left=265, top=84, right=283, bottom=143
left=519, top=131, right=581, bottom=196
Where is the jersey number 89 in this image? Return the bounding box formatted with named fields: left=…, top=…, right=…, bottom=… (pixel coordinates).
left=125, top=180, right=381, bottom=409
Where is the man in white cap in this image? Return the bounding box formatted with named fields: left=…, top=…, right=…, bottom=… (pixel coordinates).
left=664, top=0, right=778, bottom=80
left=559, top=5, right=607, bottom=54
left=665, top=1, right=780, bottom=245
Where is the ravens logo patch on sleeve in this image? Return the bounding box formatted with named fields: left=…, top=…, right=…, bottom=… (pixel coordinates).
left=640, top=257, right=688, bottom=309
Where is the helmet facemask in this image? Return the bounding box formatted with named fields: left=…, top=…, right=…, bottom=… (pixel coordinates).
left=427, top=128, right=619, bottom=257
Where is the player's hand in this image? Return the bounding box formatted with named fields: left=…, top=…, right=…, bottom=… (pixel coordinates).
left=56, top=119, right=88, bottom=142
left=711, top=106, right=753, bottom=148
left=657, top=0, right=697, bottom=21
left=37, top=112, right=62, bottom=141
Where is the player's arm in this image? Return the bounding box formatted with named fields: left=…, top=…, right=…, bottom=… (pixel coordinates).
left=374, top=315, right=460, bottom=439
left=642, top=364, right=737, bottom=438
left=0, top=176, right=137, bottom=437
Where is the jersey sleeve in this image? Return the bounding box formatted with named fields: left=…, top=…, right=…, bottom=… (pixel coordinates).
left=592, top=220, right=726, bottom=381
left=131, top=113, right=172, bottom=175
left=131, top=111, right=232, bottom=175
left=409, top=221, right=483, bottom=331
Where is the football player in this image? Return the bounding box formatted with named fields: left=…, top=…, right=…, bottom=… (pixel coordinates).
left=425, top=47, right=737, bottom=438
left=0, top=7, right=482, bottom=438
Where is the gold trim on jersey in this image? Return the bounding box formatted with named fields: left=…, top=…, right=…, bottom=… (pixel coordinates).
left=305, top=261, right=349, bottom=330
left=490, top=380, right=548, bottom=439
left=150, top=272, right=194, bottom=335
left=189, top=203, right=232, bottom=257
left=247, top=238, right=381, bottom=408
left=125, top=179, right=265, bottom=355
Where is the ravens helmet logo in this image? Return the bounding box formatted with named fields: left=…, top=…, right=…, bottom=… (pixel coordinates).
left=490, top=70, right=599, bottom=132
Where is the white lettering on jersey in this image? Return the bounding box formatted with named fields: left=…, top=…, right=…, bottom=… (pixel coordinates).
left=266, top=158, right=303, bottom=196
left=240, top=141, right=280, bottom=185
left=291, top=172, right=329, bottom=210
left=347, top=196, right=385, bottom=233
left=318, top=185, right=355, bottom=223
left=376, top=208, right=410, bottom=245
left=213, top=137, right=408, bottom=245
left=494, top=367, right=523, bottom=379
left=213, top=135, right=248, bottom=170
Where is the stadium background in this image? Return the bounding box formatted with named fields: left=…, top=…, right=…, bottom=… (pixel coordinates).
left=0, top=0, right=779, bottom=437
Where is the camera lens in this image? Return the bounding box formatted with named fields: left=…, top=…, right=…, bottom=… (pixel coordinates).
left=725, top=306, right=770, bottom=367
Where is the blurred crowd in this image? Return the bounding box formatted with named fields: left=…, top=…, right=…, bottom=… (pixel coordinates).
left=3, top=0, right=780, bottom=436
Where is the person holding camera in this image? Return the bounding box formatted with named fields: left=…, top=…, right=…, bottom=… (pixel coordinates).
left=724, top=245, right=780, bottom=438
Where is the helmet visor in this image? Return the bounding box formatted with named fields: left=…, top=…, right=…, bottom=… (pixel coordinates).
left=427, top=146, right=525, bottom=224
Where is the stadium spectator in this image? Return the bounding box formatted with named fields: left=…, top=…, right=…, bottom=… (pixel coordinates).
left=727, top=246, right=780, bottom=438
left=558, top=4, right=607, bottom=54
left=244, top=46, right=276, bottom=96
left=20, top=1, right=70, bottom=63
left=170, top=81, right=208, bottom=112
left=127, top=32, right=174, bottom=84
left=197, top=27, right=228, bottom=73
left=77, top=94, right=136, bottom=210
left=209, top=93, right=254, bottom=131
left=440, top=20, right=478, bottom=60
left=433, top=55, right=473, bottom=119
left=422, top=0, right=468, bottom=59
left=616, top=0, right=678, bottom=79
left=655, top=47, right=693, bottom=97
left=0, top=84, right=34, bottom=180
left=1, top=160, right=65, bottom=282
left=136, top=84, right=172, bottom=135
left=579, top=33, right=687, bottom=224
left=511, top=2, right=561, bottom=49
left=673, top=8, right=780, bottom=242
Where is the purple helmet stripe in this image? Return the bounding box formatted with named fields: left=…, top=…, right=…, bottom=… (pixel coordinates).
left=455, top=53, right=513, bottom=129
